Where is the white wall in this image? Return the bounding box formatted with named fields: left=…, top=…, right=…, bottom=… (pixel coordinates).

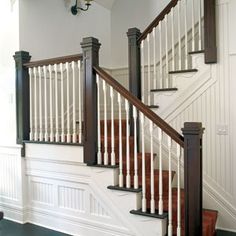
left=0, top=0, right=20, bottom=145
left=19, top=0, right=111, bottom=67
left=110, top=0, right=169, bottom=68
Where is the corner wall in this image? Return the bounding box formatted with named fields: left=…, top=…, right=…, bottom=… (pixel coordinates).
left=0, top=0, right=20, bottom=145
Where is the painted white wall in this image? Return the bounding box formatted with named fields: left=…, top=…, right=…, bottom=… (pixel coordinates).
left=0, top=0, right=20, bottom=145
left=19, top=0, right=111, bottom=67
left=110, top=0, right=169, bottom=68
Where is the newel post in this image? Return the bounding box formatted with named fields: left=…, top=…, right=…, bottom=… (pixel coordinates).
left=81, top=37, right=101, bottom=165
left=182, top=122, right=204, bottom=236
left=204, top=0, right=217, bottom=63
left=14, top=51, right=31, bottom=145
left=127, top=28, right=141, bottom=135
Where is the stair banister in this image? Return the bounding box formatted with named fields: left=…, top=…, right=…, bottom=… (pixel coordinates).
left=81, top=37, right=101, bottom=165
left=182, top=123, right=204, bottom=236
left=204, top=0, right=217, bottom=63
left=127, top=28, right=141, bottom=137
left=93, top=66, right=184, bottom=147
left=14, top=51, right=31, bottom=146
left=137, top=0, right=179, bottom=44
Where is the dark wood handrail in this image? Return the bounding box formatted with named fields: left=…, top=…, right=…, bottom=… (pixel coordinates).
left=94, top=66, right=184, bottom=147
left=23, top=53, right=83, bottom=68
left=138, top=0, right=178, bottom=44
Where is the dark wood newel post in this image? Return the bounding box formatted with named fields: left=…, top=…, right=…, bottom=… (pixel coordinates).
left=127, top=28, right=141, bottom=136
left=81, top=37, right=101, bottom=165
left=14, top=51, right=31, bottom=145
left=182, top=122, right=204, bottom=236
left=204, top=0, right=217, bottom=64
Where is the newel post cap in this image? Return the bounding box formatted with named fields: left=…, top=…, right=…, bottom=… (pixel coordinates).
left=80, top=37, right=101, bottom=50
left=181, top=122, right=205, bottom=136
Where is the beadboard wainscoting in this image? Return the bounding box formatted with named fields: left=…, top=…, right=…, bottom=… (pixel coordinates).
left=0, top=145, right=27, bottom=223
left=24, top=143, right=164, bottom=236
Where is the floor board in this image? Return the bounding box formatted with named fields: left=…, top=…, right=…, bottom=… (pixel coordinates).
left=0, top=219, right=70, bottom=236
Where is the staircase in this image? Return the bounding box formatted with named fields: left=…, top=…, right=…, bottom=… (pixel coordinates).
left=14, top=0, right=219, bottom=235
left=100, top=119, right=218, bottom=236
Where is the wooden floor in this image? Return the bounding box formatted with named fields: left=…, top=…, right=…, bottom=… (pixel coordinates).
left=0, top=219, right=235, bottom=236
left=0, top=219, right=70, bottom=236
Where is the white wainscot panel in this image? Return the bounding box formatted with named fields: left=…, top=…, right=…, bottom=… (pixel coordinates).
left=58, top=185, right=85, bottom=212
left=30, top=181, right=54, bottom=206
left=89, top=193, right=110, bottom=218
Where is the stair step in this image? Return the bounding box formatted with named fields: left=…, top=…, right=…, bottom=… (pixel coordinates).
left=100, top=119, right=127, bottom=137
left=148, top=105, right=159, bottom=109
left=151, top=88, right=178, bottom=92
left=189, top=50, right=205, bottom=55
left=92, top=164, right=119, bottom=169
left=107, top=185, right=142, bottom=193
left=169, top=69, right=198, bottom=74
left=130, top=209, right=168, bottom=219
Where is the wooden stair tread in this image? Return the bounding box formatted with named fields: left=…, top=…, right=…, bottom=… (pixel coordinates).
left=169, top=68, right=198, bottom=74
left=151, top=88, right=178, bottom=92
left=189, top=50, right=205, bottom=55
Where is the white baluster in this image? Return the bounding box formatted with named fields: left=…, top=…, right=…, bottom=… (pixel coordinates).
left=141, top=41, right=145, bottom=103
left=103, top=80, right=108, bottom=165
left=177, top=0, right=182, bottom=70
left=49, top=65, right=54, bottom=142
left=33, top=67, right=38, bottom=141
left=198, top=0, right=202, bottom=50
left=150, top=121, right=155, bottom=214
left=158, top=128, right=163, bottom=215
left=38, top=67, right=43, bottom=141
left=54, top=64, right=59, bottom=142
left=141, top=113, right=146, bottom=212
left=29, top=68, right=33, bottom=141
left=110, top=86, right=115, bottom=166
left=171, top=8, right=175, bottom=71
left=153, top=28, right=157, bottom=89
left=159, top=22, right=163, bottom=89
left=96, top=75, right=101, bottom=165
left=133, top=106, right=138, bottom=189
left=60, top=63, right=65, bottom=142
left=177, top=145, right=181, bottom=236
left=184, top=0, right=188, bottom=70
left=78, top=60, right=82, bottom=143
left=165, top=15, right=169, bottom=88
left=168, top=137, right=173, bottom=236
left=72, top=61, right=77, bottom=143
left=66, top=62, right=71, bottom=143
left=147, top=34, right=151, bottom=105
left=43, top=66, right=49, bottom=141
left=125, top=99, right=130, bottom=188
left=118, top=94, right=123, bottom=187
left=192, top=0, right=196, bottom=51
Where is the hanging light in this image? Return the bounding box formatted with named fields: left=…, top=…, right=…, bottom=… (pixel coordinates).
left=71, top=0, right=93, bottom=15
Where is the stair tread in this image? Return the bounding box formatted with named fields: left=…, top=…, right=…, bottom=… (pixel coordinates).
left=169, top=68, right=198, bottom=74
left=151, top=88, right=178, bottom=92
left=108, top=185, right=142, bottom=193
left=148, top=105, right=159, bottom=109
left=189, top=50, right=205, bottom=55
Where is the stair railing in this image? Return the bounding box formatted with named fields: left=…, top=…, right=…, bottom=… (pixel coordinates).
left=14, top=52, right=84, bottom=145
left=128, top=0, right=217, bottom=106
left=82, top=37, right=205, bottom=236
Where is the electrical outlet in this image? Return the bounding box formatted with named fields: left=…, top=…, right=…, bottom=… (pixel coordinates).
left=217, top=125, right=228, bottom=135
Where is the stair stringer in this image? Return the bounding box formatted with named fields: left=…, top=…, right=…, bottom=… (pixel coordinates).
left=90, top=167, right=167, bottom=236
left=153, top=53, right=215, bottom=119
